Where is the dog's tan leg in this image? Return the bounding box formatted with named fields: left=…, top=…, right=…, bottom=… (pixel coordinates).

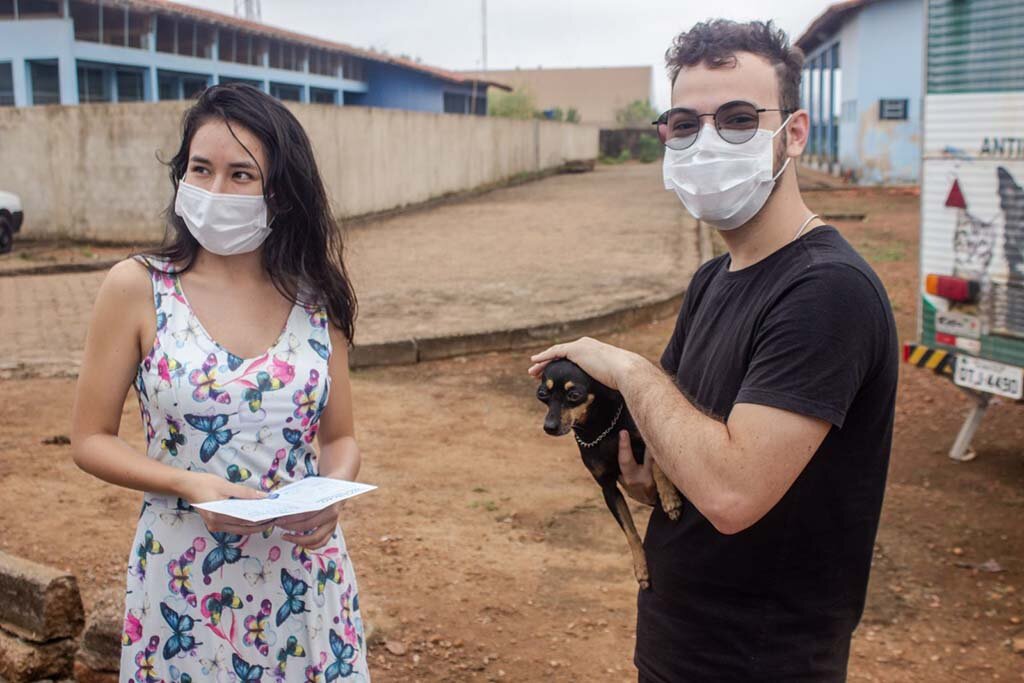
left=653, top=462, right=683, bottom=521
left=607, top=487, right=650, bottom=590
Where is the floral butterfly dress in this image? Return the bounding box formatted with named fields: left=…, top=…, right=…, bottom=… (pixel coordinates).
left=121, top=258, right=368, bottom=682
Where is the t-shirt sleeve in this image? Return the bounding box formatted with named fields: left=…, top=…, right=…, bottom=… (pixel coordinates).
left=734, top=263, right=888, bottom=428
left=660, top=304, right=686, bottom=374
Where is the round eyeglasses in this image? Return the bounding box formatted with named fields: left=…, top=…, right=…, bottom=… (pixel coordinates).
left=652, top=100, right=793, bottom=150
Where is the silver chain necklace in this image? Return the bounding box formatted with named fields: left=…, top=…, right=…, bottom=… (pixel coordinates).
left=792, top=213, right=820, bottom=241
left=573, top=401, right=624, bottom=449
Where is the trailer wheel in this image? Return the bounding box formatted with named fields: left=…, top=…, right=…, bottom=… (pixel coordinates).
left=0, top=215, right=12, bottom=255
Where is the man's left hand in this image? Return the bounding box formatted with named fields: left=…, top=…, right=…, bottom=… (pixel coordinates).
left=528, top=337, right=639, bottom=390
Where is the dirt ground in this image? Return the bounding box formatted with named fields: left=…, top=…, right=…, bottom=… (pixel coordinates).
left=1, top=181, right=1023, bottom=681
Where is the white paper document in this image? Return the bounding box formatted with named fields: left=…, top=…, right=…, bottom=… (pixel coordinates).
left=193, top=477, right=377, bottom=523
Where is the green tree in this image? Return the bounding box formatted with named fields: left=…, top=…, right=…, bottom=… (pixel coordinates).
left=616, top=99, right=659, bottom=128
left=488, top=89, right=537, bottom=120
left=566, top=108, right=581, bottom=124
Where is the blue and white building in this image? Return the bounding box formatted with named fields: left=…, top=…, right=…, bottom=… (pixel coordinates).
left=0, top=0, right=504, bottom=112
left=795, top=0, right=924, bottom=184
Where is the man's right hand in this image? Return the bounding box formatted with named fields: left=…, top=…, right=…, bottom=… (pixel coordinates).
left=181, top=473, right=274, bottom=535
left=617, top=430, right=657, bottom=506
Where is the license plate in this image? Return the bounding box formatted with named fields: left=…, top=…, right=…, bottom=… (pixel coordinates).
left=954, top=356, right=1024, bottom=400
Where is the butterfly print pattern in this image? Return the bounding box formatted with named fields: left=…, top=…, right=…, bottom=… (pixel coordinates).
left=121, top=257, right=368, bottom=681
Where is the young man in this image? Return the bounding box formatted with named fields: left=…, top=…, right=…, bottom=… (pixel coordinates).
left=529, top=20, right=898, bottom=681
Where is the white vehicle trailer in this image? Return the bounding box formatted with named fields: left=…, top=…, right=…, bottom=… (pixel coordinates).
left=907, top=0, right=1024, bottom=460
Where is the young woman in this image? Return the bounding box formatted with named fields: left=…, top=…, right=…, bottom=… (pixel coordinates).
left=71, top=84, right=369, bottom=682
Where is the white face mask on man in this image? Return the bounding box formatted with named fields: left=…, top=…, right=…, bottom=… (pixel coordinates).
left=662, top=114, right=792, bottom=231
left=174, top=180, right=273, bottom=255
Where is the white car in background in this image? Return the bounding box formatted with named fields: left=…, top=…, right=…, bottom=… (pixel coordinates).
left=0, top=190, right=23, bottom=254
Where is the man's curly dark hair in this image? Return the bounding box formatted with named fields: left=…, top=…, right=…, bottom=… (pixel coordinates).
left=665, top=19, right=805, bottom=114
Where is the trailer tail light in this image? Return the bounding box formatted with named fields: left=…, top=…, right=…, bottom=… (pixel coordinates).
left=902, top=342, right=912, bottom=363
left=925, top=274, right=979, bottom=302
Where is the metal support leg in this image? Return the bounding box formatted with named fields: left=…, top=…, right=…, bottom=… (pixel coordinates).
left=949, top=391, right=991, bottom=462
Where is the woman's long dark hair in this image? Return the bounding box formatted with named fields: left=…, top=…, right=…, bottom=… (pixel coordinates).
left=146, top=83, right=357, bottom=343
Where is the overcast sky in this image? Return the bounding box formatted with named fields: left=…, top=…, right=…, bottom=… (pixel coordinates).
left=177, top=0, right=834, bottom=111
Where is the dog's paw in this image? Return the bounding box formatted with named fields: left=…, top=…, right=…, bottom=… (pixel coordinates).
left=638, top=576, right=651, bottom=590
left=664, top=504, right=682, bottom=521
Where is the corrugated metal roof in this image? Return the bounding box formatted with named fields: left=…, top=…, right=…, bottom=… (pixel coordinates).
left=94, top=0, right=511, bottom=91
left=926, top=0, right=1024, bottom=94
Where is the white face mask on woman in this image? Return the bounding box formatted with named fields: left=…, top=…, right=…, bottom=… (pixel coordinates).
left=174, top=180, right=272, bottom=255
left=662, top=114, right=792, bottom=231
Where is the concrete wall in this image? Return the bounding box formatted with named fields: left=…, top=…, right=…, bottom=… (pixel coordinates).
left=0, top=101, right=598, bottom=241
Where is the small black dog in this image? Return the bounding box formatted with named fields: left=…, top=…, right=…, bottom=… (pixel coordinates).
left=538, top=359, right=681, bottom=589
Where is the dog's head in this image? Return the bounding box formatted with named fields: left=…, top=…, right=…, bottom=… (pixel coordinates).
left=537, top=359, right=604, bottom=436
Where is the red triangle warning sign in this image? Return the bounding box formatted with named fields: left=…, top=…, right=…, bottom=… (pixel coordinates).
left=945, top=179, right=967, bottom=209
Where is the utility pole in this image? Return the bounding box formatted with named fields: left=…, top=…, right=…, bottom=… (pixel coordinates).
left=234, top=0, right=262, bottom=22
left=482, top=0, right=488, bottom=72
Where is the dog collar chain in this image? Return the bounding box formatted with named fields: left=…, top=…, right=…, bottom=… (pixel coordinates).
left=573, top=401, right=624, bottom=449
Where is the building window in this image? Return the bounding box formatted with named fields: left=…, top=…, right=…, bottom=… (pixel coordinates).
left=0, top=62, right=14, bottom=106
left=223, top=32, right=261, bottom=66
left=28, top=59, right=60, bottom=105
left=15, top=0, right=62, bottom=17
left=77, top=64, right=109, bottom=102
left=310, top=87, right=336, bottom=104
left=195, top=24, right=214, bottom=59
left=342, top=56, right=364, bottom=82
left=157, top=71, right=208, bottom=100
left=182, top=75, right=207, bottom=98
left=444, top=92, right=470, bottom=114
left=219, top=29, right=236, bottom=62
left=271, top=42, right=302, bottom=72
left=270, top=82, right=301, bottom=101
left=0, top=1, right=13, bottom=19
left=127, top=9, right=148, bottom=49
left=157, top=74, right=176, bottom=101
left=310, top=49, right=340, bottom=77
left=879, top=98, right=908, bottom=121
left=103, top=3, right=128, bottom=46
left=178, top=18, right=196, bottom=56
left=70, top=0, right=99, bottom=42
left=155, top=14, right=175, bottom=53
left=117, top=69, right=145, bottom=102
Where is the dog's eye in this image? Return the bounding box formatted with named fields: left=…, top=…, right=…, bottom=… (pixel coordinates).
left=537, top=388, right=550, bottom=400
left=567, top=391, right=583, bottom=402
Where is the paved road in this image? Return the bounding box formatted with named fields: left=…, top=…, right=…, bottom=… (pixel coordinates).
left=0, top=163, right=697, bottom=377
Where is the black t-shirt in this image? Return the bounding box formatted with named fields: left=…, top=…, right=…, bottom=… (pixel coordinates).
left=636, top=226, right=898, bottom=682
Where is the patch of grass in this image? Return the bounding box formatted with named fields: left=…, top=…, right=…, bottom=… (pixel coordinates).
left=600, top=148, right=633, bottom=165
left=860, top=242, right=907, bottom=263
left=470, top=499, right=499, bottom=512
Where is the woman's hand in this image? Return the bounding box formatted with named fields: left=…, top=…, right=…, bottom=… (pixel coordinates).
left=182, top=472, right=274, bottom=535
left=275, top=502, right=344, bottom=549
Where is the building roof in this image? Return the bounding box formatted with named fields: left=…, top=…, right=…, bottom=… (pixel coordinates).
left=114, top=0, right=510, bottom=91
left=795, top=0, right=882, bottom=54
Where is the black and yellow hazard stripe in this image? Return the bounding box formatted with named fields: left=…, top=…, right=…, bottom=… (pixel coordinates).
left=904, top=343, right=955, bottom=375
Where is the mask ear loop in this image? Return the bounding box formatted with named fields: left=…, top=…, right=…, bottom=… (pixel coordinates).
left=770, top=112, right=795, bottom=182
